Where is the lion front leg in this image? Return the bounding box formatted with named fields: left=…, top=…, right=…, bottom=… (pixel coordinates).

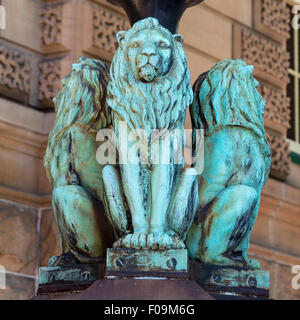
left=102, top=165, right=131, bottom=238
left=114, top=163, right=151, bottom=249
left=150, top=164, right=177, bottom=233
left=148, top=163, right=186, bottom=249
left=168, top=168, right=198, bottom=241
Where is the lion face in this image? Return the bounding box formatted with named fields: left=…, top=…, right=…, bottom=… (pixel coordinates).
left=117, top=27, right=183, bottom=82
left=107, top=18, right=193, bottom=131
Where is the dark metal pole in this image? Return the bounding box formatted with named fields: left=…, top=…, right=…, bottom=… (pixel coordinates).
left=107, top=0, right=204, bottom=33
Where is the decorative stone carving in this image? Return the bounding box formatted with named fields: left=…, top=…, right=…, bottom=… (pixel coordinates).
left=40, top=5, right=63, bottom=46
left=233, top=26, right=290, bottom=89
left=92, top=7, right=130, bottom=54
left=254, top=0, right=290, bottom=44
left=38, top=60, right=62, bottom=109
left=233, top=22, right=291, bottom=182
left=266, top=132, right=290, bottom=180
left=242, top=29, right=289, bottom=85
left=0, top=44, right=30, bottom=101
left=261, top=0, right=290, bottom=38
left=259, top=83, right=290, bottom=132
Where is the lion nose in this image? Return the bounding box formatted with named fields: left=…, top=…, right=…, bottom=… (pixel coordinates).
left=141, top=46, right=156, bottom=57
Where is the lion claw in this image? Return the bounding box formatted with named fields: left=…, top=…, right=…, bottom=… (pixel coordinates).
left=113, top=232, right=185, bottom=250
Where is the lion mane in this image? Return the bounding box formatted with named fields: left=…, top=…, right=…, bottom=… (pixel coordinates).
left=106, top=18, right=193, bottom=132
left=191, top=58, right=271, bottom=181
left=191, top=59, right=268, bottom=141
left=44, top=57, right=111, bottom=183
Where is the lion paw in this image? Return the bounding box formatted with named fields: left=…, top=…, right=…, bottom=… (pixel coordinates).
left=113, top=233, right=147, bottom=249
left=48, top=252, right=80, bottom=267
left=114, top=232, right=185, bottom=250
left=246, top=258, right=261, bottom=270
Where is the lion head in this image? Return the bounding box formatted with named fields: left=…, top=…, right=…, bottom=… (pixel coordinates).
left=191, top=59, right=268, bottom=142
left=44, top=57, right=111, bottom=181
left=107, top=17, right=193, bottom=131
left=117, top=19, right=183, bottom=83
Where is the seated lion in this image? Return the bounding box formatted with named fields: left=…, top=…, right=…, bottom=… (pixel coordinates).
left=44, top=18, right=198, bottom=265
left=105, top=17, right=197, bottom=250
left=44, top=58, right=117, bottom=264
left=186, top=59, right=271, bottom=270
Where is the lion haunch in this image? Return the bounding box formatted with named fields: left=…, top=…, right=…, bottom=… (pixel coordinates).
left=186, top=59, right=271, bottom=270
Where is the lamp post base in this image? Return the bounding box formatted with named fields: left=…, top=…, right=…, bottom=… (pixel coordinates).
left=35, top=251, right=269, bottom=300
left=190, top=261, right=270, bottom=299
left=106, top=248, right=188, bottom=279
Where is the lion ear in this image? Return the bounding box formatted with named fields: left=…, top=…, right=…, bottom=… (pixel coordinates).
left=116, top=31, right=127, bottom=48
left=173, top=34, right=184, bottom=44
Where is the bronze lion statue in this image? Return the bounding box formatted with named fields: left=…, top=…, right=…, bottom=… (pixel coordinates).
left=186, top=59, right=271, bottom=270
left=44, top=18, right=198, bottom=263
left=105, top=17, right=197, bottom=250
left=44, top=58, right=116, bottom=264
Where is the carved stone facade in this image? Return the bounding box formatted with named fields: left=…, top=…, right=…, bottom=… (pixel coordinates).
left=267, top=132, right=291, bottom=180
left=0, top=44, right=30, bottom=102
left=38, top=60, right=62, bottom=109
left=40, top=5, right=63, bottom=47
left=233, top=1, right=291, bottom=182
left=93, top=7, right=130, bottom=54
left=40, top=1, right=69, bottom=55
left=259, top=83, right=291, bottom=133
left=261, top=0, right=290, bottom=37
left=0, top=0, right=132, bottom=111
left=38, top=1, right=70, bottom=108
left=254, top=0, right=290, bottom=43
left=239, top=28, right=290, bottom=88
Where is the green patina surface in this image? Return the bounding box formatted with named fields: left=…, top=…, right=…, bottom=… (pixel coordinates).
left=105, top=18, right=197, bottom=251
left=39, top=263, right=104, bottom=285
left=186, top=59, right=271, bottom=270
left=190, top=262, right=270, bottom=298
left=42, top=18, right=271, bottom=287
left=44, top=18, right=197, bottom=264
left=106, top=248, right=188, bottom=279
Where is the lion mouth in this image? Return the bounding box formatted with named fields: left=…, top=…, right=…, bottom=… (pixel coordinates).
left=139, top=64, right=159, bottom=82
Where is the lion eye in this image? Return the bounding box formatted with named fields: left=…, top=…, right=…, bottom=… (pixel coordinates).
left=158, top=41, right=169, bottom=49
left=131, top=42, right=140, bottom=48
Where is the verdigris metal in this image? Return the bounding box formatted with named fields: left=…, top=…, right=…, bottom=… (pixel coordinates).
left=106, top=248, right=188, bottom=279
left=39, top=263, right=104, bottom=285
left=189, top=262, right=270, bottom=298
left=186, top=59, right=271, bottom=270
left=44, top=58, right=115, bottom=264
left=107, top=0, right=204, bottom=33
left=43, top=18, right=198, bottom=267
left=43, top=17, right=270, bottom=290
left=105, top=17, right=198, bottom=250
